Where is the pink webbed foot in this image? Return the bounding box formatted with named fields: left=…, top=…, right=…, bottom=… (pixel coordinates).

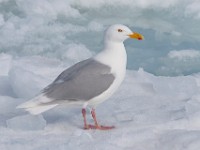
left=84, top=124, right=115, bottom=130
left=82, top=108, right=115, bottom=130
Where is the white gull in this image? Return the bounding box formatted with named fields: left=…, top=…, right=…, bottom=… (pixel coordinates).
left=17, top=24, right=144, bottom=130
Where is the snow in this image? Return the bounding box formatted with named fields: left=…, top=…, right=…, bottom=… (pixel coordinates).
left=1, top=0, right=200, bottom=149
left=0, top=0, right=200, bottom=75
left=168, top=50, right=200, bottom=60
left=0, top=53, right=12, bottom=76
left=6, top=114, right=46, bottom=130
left=0, top=54, right=200, bottom=149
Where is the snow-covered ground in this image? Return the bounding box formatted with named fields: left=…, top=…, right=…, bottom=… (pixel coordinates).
left=1, top=0, right=200, bottom=149
left=1, top=53, right=200, bottom=150
left=1, top=0, right=200, bottom=75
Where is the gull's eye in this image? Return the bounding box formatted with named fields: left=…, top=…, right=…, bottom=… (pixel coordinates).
left=118, top=29, right=123, bottom=32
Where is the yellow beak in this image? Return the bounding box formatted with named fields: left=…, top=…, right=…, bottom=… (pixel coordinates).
left=128, top=32, right=144, bottom=40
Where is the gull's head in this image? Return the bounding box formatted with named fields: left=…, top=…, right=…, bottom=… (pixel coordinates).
left=105, top=24, right=144, bottom=43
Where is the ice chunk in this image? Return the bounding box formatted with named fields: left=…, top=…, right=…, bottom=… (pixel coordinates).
left=0, top=53, right=12, bottom=76
left=6, top=114, right=46, bottom=130
left=12, top=56, right=64, bottom=78
left=0, top=96, right=18, bottom=114
left=0, top=76, right=15, bottom=97
left=0, top=14, right=4, bottom=26
left=8, top=67, right=48, bottom=98
left=120, top=70, right=155, bottom=97
left=168, top=49, right=200, bottom=60
left=62, top=43, right=92, bottom=63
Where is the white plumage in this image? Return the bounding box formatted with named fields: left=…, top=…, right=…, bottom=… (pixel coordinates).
left=17, top=24, right=143, bottom=130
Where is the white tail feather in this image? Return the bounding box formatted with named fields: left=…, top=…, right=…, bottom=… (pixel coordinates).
left=25, top=104, right=58, bottom=115
left=17, top=100, right=40, bottom=109
left=17, top=95, right=58, bottom=115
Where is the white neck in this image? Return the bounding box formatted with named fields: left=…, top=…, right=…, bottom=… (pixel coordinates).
left=94, top=41, right=127, bottom=74
left=104, top=39, right=124, bottom=50
left=90, top=40, right=127, bottom=106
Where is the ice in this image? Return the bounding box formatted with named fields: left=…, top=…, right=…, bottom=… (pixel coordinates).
left=9, top=66, right=47, bottom=98
left=0, top=96, right=18, bottom=114
left=185, top=1, right=200, bottom=19
left=6, top=114, right=46, bottom=130
left=8, top=56, right=66, bottom=98
left=1, top=0, right=200, bottom=149
left=168, top=49, right=200, bottom=60
left=1, top=65, right=200, bottom=149
left=157, top=131, right=200, bottom=150
left=0, top=0, right=200, bottom=75
left=0, top=96, right=19, bottom=127
left=61, top=43, right=92, bottom=63
left=0, top=76, right=15, bottom=97
left=0, top=53, right=12, bottom=76
left=120, top=70, right=156, bottom=97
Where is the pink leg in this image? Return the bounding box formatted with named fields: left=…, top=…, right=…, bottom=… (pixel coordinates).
left=90, top=108, right=115, bottom=130
left=82, top=108, right=115, bottom=130
left=82, top=108, right=89, bottom=129
left=91, top=108, right=99, bottom=127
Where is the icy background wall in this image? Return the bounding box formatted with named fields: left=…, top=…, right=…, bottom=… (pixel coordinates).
left=1, top=0, right=200, bottom=150
left=0, top=0, right=200, bottom=76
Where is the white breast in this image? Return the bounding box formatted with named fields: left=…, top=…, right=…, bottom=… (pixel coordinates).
left=87, top=42, right=127, bottom=107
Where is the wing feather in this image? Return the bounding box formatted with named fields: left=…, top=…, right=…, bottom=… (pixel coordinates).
left=43, top=58, right=115, bottom=102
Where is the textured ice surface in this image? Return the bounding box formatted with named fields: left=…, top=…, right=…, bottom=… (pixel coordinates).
left=0, top=0, right=200, bottom=75
left=0, top=55, right=200, bottom=149
left=6, top=114, right=46, bottom=130
left=1, top=0, right=200, bottom=149
left=0, top=53, right=12, bottom=76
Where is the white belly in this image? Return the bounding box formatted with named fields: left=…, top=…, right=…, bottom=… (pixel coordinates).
left=87, top=68, right=126, bottom=107
left=87, top=44, right=127, bottom=107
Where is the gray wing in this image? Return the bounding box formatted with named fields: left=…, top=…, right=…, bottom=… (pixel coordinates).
left=42, top=58, right=115, bottom=101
